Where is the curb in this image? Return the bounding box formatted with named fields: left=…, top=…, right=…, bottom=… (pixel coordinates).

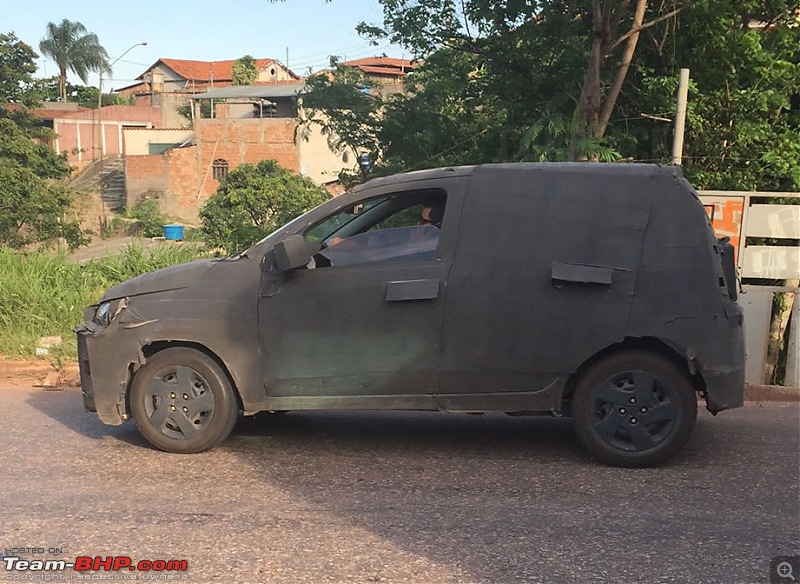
left=745, top=384, right=800, bottom=403
left=0, top=360, right=80, bottom=388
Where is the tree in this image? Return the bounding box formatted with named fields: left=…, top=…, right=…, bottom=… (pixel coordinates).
left=232, top=55, right=258, bottom=85
left=355, top=1, right=628, bottom=164
left=569, top=0, right=688, bottom=159
left=354, top=0, right=799, bottom=175
left=664, top=1, right=799, bottom=191
left=34, top=77, right=134, bottom=108
left=357, top=1, right=616, bottom=159
left=200, top=160, right=329, bottom=253
left=178, top=101, right=211, bottom=125
left=300, top=59, right=384, bottom=184
left=39, top=19, right=110, bottom=102
left=0, top=110, right=84, bottom=248
left=0, top=32, right=39, bottom=105
left=0, top=33, right=85, bottom=249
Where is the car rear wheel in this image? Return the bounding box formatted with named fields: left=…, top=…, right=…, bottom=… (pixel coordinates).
left=130, top=348, right=238, bottom=453
left=572, top=350, right=697, bottom=467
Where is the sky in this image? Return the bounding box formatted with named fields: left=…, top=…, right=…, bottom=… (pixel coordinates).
left=2, top=0, right=405, bottom=90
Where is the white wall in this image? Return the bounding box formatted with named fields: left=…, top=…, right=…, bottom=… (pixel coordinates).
left=297, top=114, right=349, bottom=185
left=740, top=285, right=799, bottom=386
left=123, top=129, right=194, bottom=155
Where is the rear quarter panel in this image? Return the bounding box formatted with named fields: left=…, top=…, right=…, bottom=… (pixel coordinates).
left=441, top=163, right=655, bottom=396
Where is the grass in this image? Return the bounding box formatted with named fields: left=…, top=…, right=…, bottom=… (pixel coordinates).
left=0, top=245, right=208, bottom=363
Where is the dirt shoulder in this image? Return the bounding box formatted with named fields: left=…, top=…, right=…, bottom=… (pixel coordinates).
left=0, top=356, right=80, bottom=389
left=1, top=355, right=797, bottom=401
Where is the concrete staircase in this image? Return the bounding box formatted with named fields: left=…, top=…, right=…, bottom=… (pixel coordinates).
left=69, top=155, right=127, bottom=210
left=98, top=156, right=126, bottom=210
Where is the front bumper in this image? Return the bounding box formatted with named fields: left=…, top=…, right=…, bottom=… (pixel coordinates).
left=76, top=323, right=140, bottom=426
left=77, top=333, right=96, bottom=413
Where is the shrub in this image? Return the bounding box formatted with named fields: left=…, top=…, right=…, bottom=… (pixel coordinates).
left=107, top=199, right=169, bottom=238
left=200, top=160, right=329, bottom=254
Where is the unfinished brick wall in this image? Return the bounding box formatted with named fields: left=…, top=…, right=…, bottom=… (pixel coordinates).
left=125, top=148, right=200, bottom=221
left=125, top=154, right=169, bottom=207
left=164, top=146, right=201, bottom=220
left=195, top=118, right=300, bottom=201
left=124, top=118, right=305, bottom=223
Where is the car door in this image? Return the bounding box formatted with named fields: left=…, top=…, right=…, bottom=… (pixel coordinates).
left=257, top=180, right=465, bottom=408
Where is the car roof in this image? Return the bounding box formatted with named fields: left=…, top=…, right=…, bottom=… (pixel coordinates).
left=354, top=163, right=683, bottom=193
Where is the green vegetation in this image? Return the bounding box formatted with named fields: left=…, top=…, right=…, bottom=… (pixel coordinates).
left=178, top=100, right=211, bottom=123
left=301, top=58, right=383, bottom=185
left=0, top=33, right=85, bottom=249
left=200, top=159, right=330, bottom=254
left=299, top=0, right=800, bottom=191
left=0, top=32, right=39, bottom=105
left=107, top=199, right=170, bottom=238
left=232, top=55, right=258, bottom=86
left=0, top=113, right=85, bottom=249
left=33, top=76, right=135, bottom=108
left=0, top=245, right=208, bottom=360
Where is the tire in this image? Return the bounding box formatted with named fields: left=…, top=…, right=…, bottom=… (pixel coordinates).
left=572, top=350, right=697, bottom=467
left=130, top=347, right=239, bottom=453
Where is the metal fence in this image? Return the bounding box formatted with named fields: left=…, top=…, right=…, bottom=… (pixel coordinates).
left=699, top=192, right=800, bottom=386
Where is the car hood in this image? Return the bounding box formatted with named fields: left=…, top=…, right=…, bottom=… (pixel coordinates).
left=101, top=259, right=219, bottom=302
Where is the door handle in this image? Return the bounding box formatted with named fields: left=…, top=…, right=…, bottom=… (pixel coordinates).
left=385, top=279, right=440, bottom=302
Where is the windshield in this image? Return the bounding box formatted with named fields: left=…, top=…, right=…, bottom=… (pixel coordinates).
left=233, top=199, right=343, bottom=258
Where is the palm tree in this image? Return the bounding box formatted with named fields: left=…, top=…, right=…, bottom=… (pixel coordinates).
left=39, top=19, right=110, bottom=102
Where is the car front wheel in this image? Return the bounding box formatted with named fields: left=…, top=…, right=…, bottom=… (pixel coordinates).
left=130, top=347, right=238, bottom=453
left=572, top=350, right=697, bottom=467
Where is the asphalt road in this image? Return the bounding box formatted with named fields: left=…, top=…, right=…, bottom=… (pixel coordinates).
left=1, top=384, right=798, bottom=584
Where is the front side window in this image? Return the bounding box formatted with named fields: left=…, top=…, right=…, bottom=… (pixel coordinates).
left=305, top=189, right=447, bottom=268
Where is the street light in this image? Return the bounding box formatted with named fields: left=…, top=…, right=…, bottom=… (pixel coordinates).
left=96, top=41, right=147, bottom=157
left=94, top=41, right=147, bottom=236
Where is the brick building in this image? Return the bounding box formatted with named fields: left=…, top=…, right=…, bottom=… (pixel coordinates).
left=121, top=56, right=416, bottom=222
left=117, top=58, right=300, bottom=128
left=124, top=84, right=346, bottom=222
left=339, top=57, right=415, bottom=96
left=28, top=102, right=163, bottom=162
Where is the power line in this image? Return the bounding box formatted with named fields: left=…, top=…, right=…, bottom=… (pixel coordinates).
left=403, top=128, right=490, bottom=172
left=288, top=41, right=374, bottom=65
left=289, top=42, right=394, bottom=72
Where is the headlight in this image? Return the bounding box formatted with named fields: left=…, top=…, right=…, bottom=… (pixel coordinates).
left=93, top=302, right=113, bottom=326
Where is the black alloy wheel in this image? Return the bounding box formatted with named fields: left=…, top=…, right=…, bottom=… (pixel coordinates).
left=572, top=351, right=697, bottom=467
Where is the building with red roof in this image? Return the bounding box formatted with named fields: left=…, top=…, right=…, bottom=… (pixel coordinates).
left=337, top=56, right=416, bottom=96
left=339, top=57, right=415, bottom=79
left=118, top=58, right=299, bottom=97
left=117, top=57, right=300, bottom=127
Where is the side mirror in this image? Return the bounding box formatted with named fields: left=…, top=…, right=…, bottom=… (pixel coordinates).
left=273, top=235, right=313, bottom=271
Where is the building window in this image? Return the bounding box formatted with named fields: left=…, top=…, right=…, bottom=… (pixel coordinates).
left=253, top=101, right=278, bottom=118
left=212, top=159, right=229, bottom=180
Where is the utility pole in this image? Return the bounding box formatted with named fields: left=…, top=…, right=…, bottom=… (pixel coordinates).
left=95, top=41, right=147, bottom=234
left=96, top=42, right=148, bottom=158
left=671, top=68, right=690, bottom=165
